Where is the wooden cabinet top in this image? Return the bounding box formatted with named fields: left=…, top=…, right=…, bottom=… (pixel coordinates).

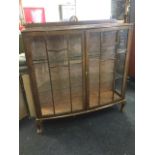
left=22, top=20, right=133, bottom=32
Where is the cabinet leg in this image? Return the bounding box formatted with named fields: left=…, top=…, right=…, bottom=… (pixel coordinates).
left=36, top=120, right=43, bottom=134
left=120, top=101, right=126, bottom=112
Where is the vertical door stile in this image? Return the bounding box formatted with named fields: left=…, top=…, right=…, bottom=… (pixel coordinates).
left=44, top=33, right=55, bottom=115
left=81, top=32, right=86, bottom=110
left=112, top=31, right=119, bottom=101
left=66, top=35, right=73, bottom=112
left=85, top=31, right=89, bottom=109
left=98, top=32, right=102, bottom=105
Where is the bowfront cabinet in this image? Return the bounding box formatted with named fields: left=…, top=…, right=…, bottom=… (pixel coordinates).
left=22, top=21, right=133, bottom=133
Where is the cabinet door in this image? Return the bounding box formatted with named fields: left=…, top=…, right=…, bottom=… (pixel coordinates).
left=86, top=28, right=129, bottom=108
left=30, top=36, right=55, bottom=117
left=46, top=32, right=85, bottom=114
left=26, top=31, right=86, bottom=117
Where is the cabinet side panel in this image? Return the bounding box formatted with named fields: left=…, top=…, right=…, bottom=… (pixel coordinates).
left=121, top=27, right=133, bottom=97
left=114, top=28, right=132, bottom=98
left=22, top=33, right=42, bottom=117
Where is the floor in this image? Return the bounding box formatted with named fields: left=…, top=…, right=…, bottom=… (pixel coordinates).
left=19, top=80, right=135, bottom=155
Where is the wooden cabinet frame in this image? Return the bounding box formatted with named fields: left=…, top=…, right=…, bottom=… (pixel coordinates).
left=22, top=21, right=133, bottom=133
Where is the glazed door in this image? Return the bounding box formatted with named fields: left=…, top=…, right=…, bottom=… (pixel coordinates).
left=26, top=31, right=86, bottom=117
left=86, top=28, right=130, bottom=108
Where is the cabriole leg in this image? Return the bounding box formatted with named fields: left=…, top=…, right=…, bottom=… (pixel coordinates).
left=36, top=120, right=43, bottom=134
left=120, top=100, right=126, bottom=112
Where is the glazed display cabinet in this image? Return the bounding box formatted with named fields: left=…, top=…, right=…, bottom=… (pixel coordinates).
left=22, top=21, right=133, bottom=133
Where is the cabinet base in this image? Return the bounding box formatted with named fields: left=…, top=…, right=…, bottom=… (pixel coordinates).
left=35, top=99, right=126, bottom=133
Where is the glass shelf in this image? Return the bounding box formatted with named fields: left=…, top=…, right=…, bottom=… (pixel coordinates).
left=38, top=83, right=82, bottom=93
left=89, top=57, right=116, bottom=62
left=33, top=59, right=48, bottom=64
left=49, top=60, right=82, bottom=68
left=47, top=48, right=67, bottom=52
left=31, top=52, right=127, bottom=65
left=115, top=73, right=123, bottom=80
left=117, top=49, right=127, bottom=54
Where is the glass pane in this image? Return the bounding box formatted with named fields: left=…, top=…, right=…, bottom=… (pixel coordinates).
left=68, top=34, right=82, bottom=58
left=48, top=49, right=68, bottom=67
left=47, top=35, right=68, bottom=67
left=31, top=38, right=46, bottom=60
left=101, top=46, right=116, bottom=60
left=33, top=62, right=54, bottom=116
left=88, top=32, right=100, bottom=55
left=68, top=34, right=83, bottom=111
left=102, top=31, right=117, bottom=46
left=89, top=59, right=100, bottom=107
left=115, top=78, right=123, bottom=94
left=50, top=66, right=71, bottom=114
left=88, top=32, right=100, bottom=108
left=118, top=29, right=128, bottom=50
left=38, top=91, right=54, bottom=116
left=47, top=35, right=67, bottom=50
left=100, top=60, right=114, bottom=105
left=115, top=53, right=126, bottom=94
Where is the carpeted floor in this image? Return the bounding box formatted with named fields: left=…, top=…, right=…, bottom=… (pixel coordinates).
left=19, top=80, right=135, bottom=155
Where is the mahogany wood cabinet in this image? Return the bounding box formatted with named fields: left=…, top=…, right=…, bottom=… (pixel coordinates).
left=22, top=21, right=133, bottom=133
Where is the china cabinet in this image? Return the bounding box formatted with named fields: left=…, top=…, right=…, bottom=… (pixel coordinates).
left=22, top=21, right=133, bottom=133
